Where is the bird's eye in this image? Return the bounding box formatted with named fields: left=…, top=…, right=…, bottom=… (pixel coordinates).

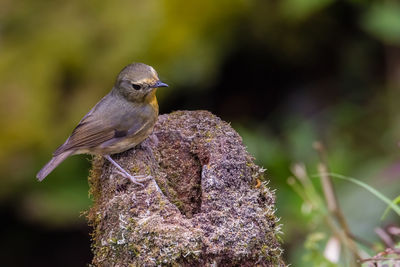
left=131, top=83, right=141, bottom=90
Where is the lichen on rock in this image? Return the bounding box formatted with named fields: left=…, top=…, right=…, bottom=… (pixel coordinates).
left=87, top=110, right=285, bottom=266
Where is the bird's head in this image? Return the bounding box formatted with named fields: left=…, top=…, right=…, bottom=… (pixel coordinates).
left=115, top=63, right=168, bottom=102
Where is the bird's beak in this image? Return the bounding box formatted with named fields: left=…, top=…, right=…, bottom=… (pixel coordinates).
left=152, top=80, right=169, bottom=88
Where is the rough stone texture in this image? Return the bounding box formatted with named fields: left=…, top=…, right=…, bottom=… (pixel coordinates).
left=87, top=111, right=284, bottom=266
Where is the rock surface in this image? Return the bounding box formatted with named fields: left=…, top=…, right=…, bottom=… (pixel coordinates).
left=87, top=110, right=284, bottom=266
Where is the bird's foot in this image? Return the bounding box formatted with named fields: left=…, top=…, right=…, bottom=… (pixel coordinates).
left=115, top=171, right=152, bottom=186
left=104, top=155, right=152, bottom=187
left=116, top=171, right=163, bottom=195
left=104, top=155, right=162, bottom=191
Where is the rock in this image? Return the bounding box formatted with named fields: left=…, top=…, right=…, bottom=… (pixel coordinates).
left=87, top=110, right=284, bottom=266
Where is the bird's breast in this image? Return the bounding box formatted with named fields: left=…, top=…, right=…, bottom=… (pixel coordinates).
left=145, top=89, right=159, bottom=115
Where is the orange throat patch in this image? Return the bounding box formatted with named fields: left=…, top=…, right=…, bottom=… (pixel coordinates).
left=146, top=89, right=159, bottom=113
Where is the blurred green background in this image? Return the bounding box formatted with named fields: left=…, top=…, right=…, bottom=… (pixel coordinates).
left=1, top=0, right=400, bottom=266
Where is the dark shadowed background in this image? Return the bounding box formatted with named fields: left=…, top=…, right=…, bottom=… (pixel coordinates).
left=1, top=0, right=400, bottom=266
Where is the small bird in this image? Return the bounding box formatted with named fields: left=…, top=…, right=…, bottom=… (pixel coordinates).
left=36, top=63, right=168, bottom=185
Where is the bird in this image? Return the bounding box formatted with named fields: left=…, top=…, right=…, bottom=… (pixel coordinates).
left=36, top=63, right=168, bottom=185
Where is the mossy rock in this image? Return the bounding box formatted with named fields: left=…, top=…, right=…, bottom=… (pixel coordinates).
left=87, top=110, right=285, bottom=266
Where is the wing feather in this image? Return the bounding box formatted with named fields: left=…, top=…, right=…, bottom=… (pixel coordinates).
left=53, top=116, right=116, bottom=155
left=53, top=92, right=152, bottom=156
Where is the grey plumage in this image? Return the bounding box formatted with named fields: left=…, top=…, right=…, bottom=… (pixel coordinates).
left=36, top=63, right=168, bottom=183
left=36, top=151, right=72, bottom=181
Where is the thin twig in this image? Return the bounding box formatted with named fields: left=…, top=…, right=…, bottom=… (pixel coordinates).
left=375, top=227, right=395, bottom=249
left=313, top=141, right=361, bottom=264
left=360, top=257, right=400, bottom=263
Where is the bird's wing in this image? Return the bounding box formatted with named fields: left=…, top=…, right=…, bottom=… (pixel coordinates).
left=53, top=95, right=146, bottom=156
left=53, top=118, right=115, bottom=155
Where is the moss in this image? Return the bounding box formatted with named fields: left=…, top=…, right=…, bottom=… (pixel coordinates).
left=87, top=111, right=284, bottom=266
left=99, top=246, right=109, bottom=257
left=171, top=199, right=184, bottom=210
left=87, top=156, right=103, bottom=222
left=129, top=166, right=141, bottom=173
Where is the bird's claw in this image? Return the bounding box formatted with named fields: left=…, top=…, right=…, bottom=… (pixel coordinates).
left=115, top=171, right=152, bottom=186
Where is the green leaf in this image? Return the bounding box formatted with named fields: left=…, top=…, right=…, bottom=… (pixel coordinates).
left=381, top=195, right=400, bottom=220
left=319, top=173, right=400, bottom=217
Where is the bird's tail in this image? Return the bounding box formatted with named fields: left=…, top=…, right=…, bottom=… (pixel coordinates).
left=36, top=152, right=72, bottom=181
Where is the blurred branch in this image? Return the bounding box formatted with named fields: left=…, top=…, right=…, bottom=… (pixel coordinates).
left=313, top=141, right=361, bottom=265
left=375, top=227, right=395, bottom=249
left=359, top=247, right=400, bottom=265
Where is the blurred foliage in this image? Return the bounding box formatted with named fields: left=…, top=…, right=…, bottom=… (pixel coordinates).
left=0, top=0, right=248, bottom=225
left=280, top=0, right=334, bottom=21
left=362, top=2, right=400, bottom=45
left=303, top=232, right=337, bottom=267
left=286, top=161, right=400, bottom=266
left=1, top=0, right=400, bottom=265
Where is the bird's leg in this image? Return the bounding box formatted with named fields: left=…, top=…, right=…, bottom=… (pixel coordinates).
left=104, top=155, right=151, bottom=186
